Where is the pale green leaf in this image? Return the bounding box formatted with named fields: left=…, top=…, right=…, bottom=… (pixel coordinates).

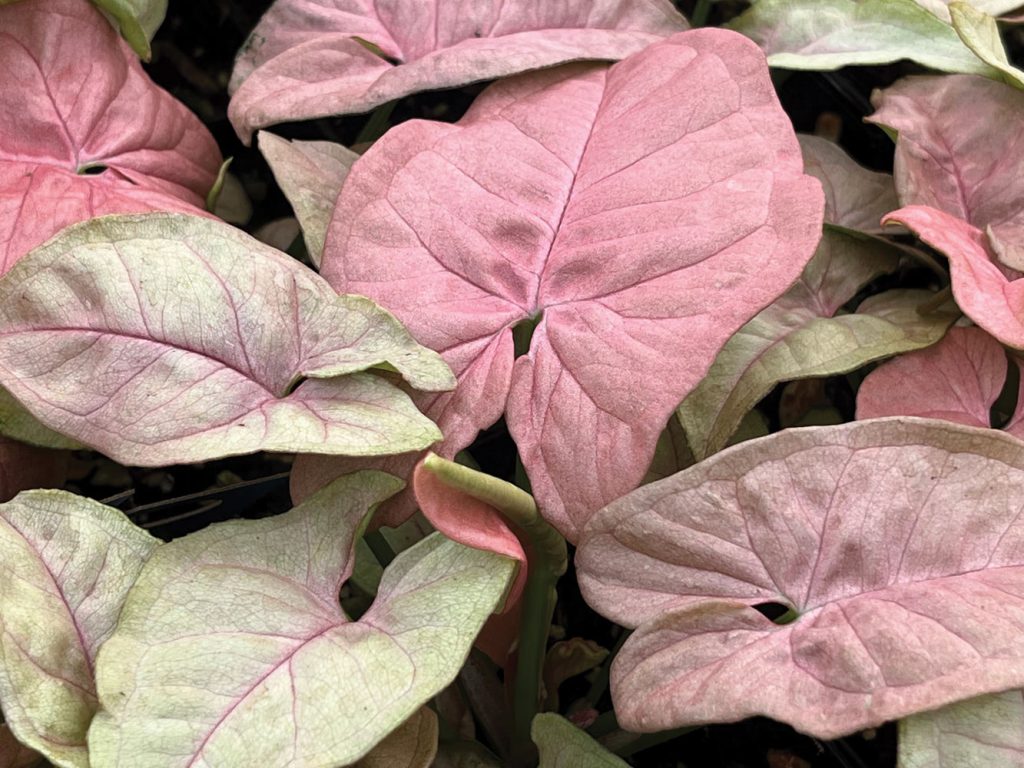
left=950, top=2, right=1024, bottom=88
left=0, top=491, right=157, bottom=768
left=916, top=0, right=1024, bottom=22
left=0, top=213, right=454, bottom=466
left=89, top=471, right=515, bottom=768
left=93, top=0, right=166, bottom=59
left=0, top=388, right=81, bottom=450
left=899, top=690, right=1024, bottom=767
left=259, top=133, right=359, bottom=267
left=679, top=231, right=956, bottom=460
left=355, top=708, right=437, bottom=768
left=532, top=713, right=628, bottom=768
left=729, top=0, right=997, bottom=75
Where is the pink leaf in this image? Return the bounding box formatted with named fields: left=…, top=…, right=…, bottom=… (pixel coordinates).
left=857, top=325, right=1005, bottom=427
left=318, top=30, right=824, bottom=540
left=0, top=0, right=222, bottom=274
left=577, top=418, right=1024, bottom=739
left=869, top=75, right=1024, bottom=270
left=884, top=205, right=1024, bottom=348
left=227, top=0, right=686, bottom=143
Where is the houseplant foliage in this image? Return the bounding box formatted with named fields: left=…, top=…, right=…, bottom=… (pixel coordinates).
left=9, top=0, right=1024, bottom=766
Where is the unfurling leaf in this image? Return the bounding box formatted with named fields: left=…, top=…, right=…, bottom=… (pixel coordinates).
left=577, top=418, right=1024, bottom=738
left=302, top=29, right=824, bottom=540
left=227, top=0, right=686, bottom=142
left=0, top=490, right=157, bottom=768
left=92, top=0, right=167, bottom=59
left=89, top=471, right=515, bottom=767
left=0, top=0, right=221, bottom=273
left=0, top=213, right=453, bottom=466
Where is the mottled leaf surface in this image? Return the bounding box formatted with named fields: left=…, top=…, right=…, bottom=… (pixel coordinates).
left=0, top=0, right=221, bottom=273
left=885, top=205, right=1024, bottom=348
left=92, top=0, right=167, bottom=58
left=858, top=325, right=1024, bottom=438
left=899, top=690, right=1024, bottom=767
left=227, top=0, right=686, bottom=142
left=870, top=75, right=1024, bottom=270
left=532, top=713, right=627, bottom=768
left=0, top=214, right=452, bottom=466
left=0, top=490, right=157, bottom=768
left=316, top=30, right=824, bottom=540
left=678, top=228, right=953, bottom=459
left=577, top=418, right=1024, bottom=738
left=89, top=472, right=514, bottom=768
left=729, top=0, right=997, bottom=75
left=258, top=132, right=358, bottom=266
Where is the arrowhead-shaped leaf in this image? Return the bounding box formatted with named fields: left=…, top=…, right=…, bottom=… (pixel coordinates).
left=869, top=75, right=1024, bottom=270
left=532, top=713, right=627, bottom=768
left=884, top=205, right=1024, bottom=348
left=89, top=471, right=515, bottom=767
left=858, top=325, right=1024, bottom=439
left=318, top=30, right=824, bottom=540
left=0, top=0, right=221, bottom=273
left=0, top=213, right=453, bottom=466
left=258, top=132, right=359, bottom=266
left=899, top=690, right=1024, bottom=767
left=678, top=227, right=954, bottom=460
left=577, top=418, right=1024, bottom=738
left=0, top=490, right=157, bottom=768
left=92, top=0, right=167, bottom=59
left=227, top=0, right=686, bottom=142
left=728, top=0, right=998, bottom=75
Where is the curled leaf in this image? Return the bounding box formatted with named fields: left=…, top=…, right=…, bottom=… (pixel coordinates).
left=578, top=418, right=1024, bottom=738
left=0, top=490, right=157, bottom=768
left=228, top=0, right=686, bottom=142
left=885, top=205, right=1024, bottom=349
left=92, top=0, right=167, bottom=59
left=0, top=213, right=452, bottom=466
left=728, top=0, right=998, bottom=75
left=949, top=2, right=1024, bottom=89
left=89, top=471, right=515, bottom=767
left=0, top=0, right=221, bottom=273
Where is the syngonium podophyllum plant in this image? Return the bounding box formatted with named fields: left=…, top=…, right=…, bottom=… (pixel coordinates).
left=7, top=0, right=1024, bottom=766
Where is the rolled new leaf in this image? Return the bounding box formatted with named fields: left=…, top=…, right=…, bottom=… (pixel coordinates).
left=89, top=471, right=515, bottom=767
left=0, top=490, right=157, bottom=768
left=578, top=418, right=1024, bottom=738
left=92, top=0, right=167, bottom=59
left=0, top=213, right=454, bottom=466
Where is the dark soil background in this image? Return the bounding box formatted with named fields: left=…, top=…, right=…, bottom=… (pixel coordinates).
left=74, top=0, right=1024, bottom=764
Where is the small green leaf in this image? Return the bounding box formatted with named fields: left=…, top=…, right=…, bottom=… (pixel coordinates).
left=89, top=471, right=515, bottom=767
left=730, top=0, right=999, bottom=76
left=532, top=713, right=628, bottom=768
left=679, top=231, right=957, bottom=460
left=93, top=0, right=167, bottom=60
left=0, top=491, right=157, bottom=768
left=950, top=2, right=1024, bottom=89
